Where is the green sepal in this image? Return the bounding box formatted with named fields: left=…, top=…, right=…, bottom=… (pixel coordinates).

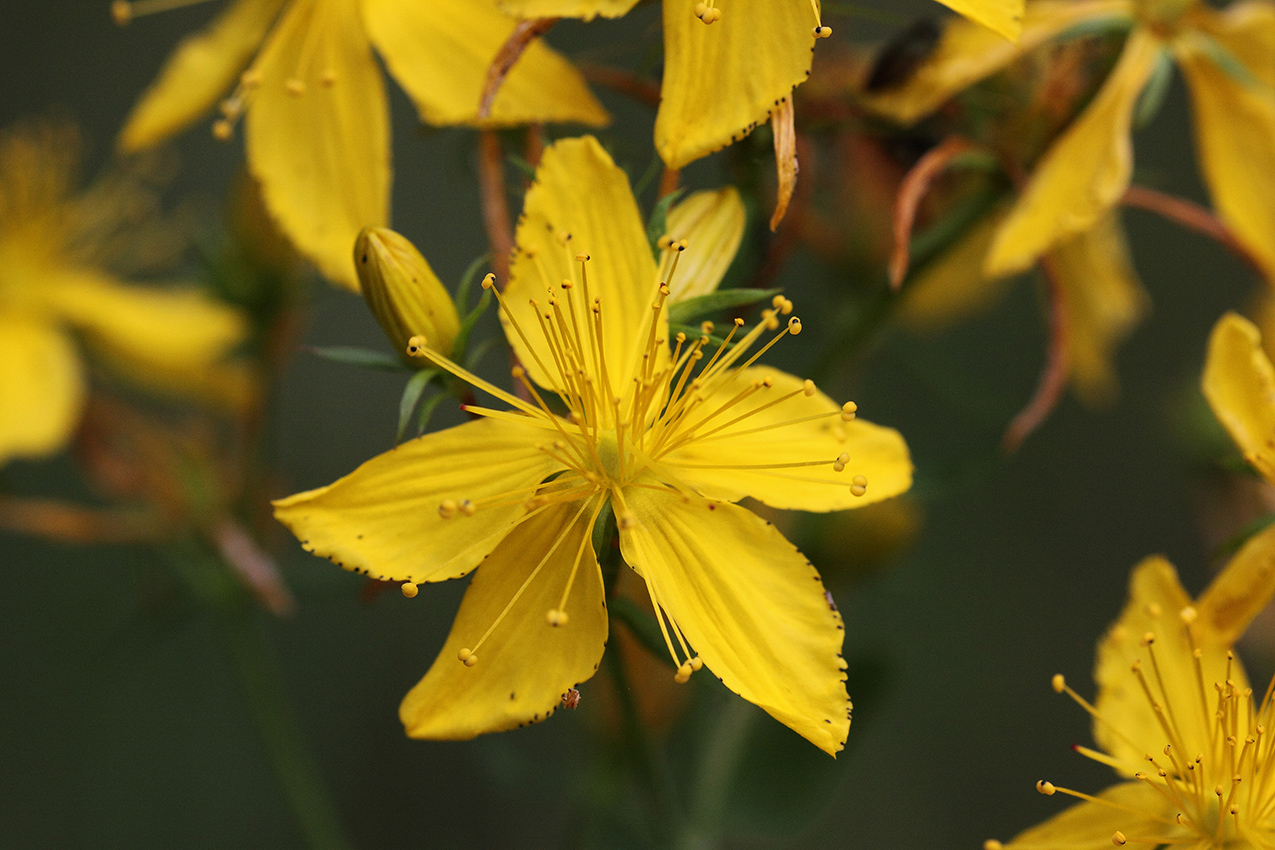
left=647, top=188, right=685, bottom=257
left=396, top=368, right=439, bottom=443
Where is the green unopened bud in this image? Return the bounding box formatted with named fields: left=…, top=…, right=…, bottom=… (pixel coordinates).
left=355, top=227, right=460, bottom=362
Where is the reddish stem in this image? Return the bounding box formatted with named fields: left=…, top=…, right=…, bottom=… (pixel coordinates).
left=1003, top=257, right=1071, bottom=453
left=889, top=136, right=973, bottom=289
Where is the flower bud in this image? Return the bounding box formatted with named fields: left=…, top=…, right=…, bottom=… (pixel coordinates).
left=355, top=227, right=460, bottom=362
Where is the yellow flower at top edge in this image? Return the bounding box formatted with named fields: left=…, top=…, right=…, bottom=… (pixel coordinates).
left=0, top=120, right=247, bottom=468
left=272, top=136, right=914, bottom=752
left=496, top=0, right=1024, bottom=173
left=987, top=522, right=1275, bottom=850
left=114, top=0, right=610, bottom=290
left=866, top=0, right=1275, bottom=280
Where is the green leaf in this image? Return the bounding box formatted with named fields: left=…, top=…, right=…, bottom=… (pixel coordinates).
left=667, top=288, right=783, bottom=325
left=632, top=151, right=664, bottom=201
left=1054, top=14, right=1134, bottom=42
left=452, top=285, right=493, bottom=365
left=1135, top=50, right=1175, bottom=129
left=304, top=346, right=410, bottom=372
left=1194, top=31, right=1260, bottom=89
left=414, top=387, right=447, bottom=437
left=609, top=596, right=675, bottom=669
left=464, top=336, right=502, bottom=371
left=646, top=188, right=685, bottom=257
left=506, top=153, right=538, bottom=180
left=396, top=369, right=437, bottom=443
left=454, top=253, right=491, bottom=316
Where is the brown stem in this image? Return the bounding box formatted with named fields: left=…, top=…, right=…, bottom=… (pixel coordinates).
left=478, top=18, right=558, bottom=121
left=579, top=63, right=661, bottom=107
left=524, top=125, right=544, bottom=170
left=1121, top=185, right=1266, bottom=278
left=889, top=136, right=973, bottom=289
left=478, top=130, right=514, bottom=284
left=1003, top=257, right=1071, bottom=454
left=657, top=166, right=681, bottom=200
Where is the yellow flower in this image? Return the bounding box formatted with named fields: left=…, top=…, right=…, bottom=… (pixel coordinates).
left=1203, top=311, right=1275, bottom=481
left=0, top=120, right=247, bottom=467
left=272, top=136, right=914, bottom=751
left=988, top=524, right=1275, bottom=850
left=901, top=207, right=1148, bottom=406
left=116, top=0, right=609, bottom=290
left=865, top=0, right=1275, bottom=280
left=498, top=0, right=1023, bottom=174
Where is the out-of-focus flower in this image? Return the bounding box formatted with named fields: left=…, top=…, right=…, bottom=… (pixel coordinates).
left=355, top=226, right=460, bottom=360
left=273, top=136, right=913, bottom=752
left=115, top=0, right=608, bottom=290
left=659, top=186, right=746, bottom=302
left=865, top=0, right=1275, bottom=280
left=1203, top=311, right=1275, bottom=480
left=0, top=120, right=247, bottom=468
left=988, top=524, right=1275, bottom=850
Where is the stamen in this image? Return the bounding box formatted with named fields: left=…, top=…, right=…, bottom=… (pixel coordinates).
left=110, top=0, right=217, bottom=25
left=401, top=582, right=418, bottom=598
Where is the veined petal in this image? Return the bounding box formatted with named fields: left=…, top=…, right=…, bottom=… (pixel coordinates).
left=1196, top=523, right=1275, bottom=646
left=505, top=136, right=660, bottom=395
left=245, top=0, right=389, bottom=290
left=495, top=0, right=640, bottom=19
left=401, top=498, right=607, bottom=739
left=938, top=0, right=1024, bottom=41
left=44, top=269, right=246, bottom=375
left=1047, top=214, right=1148, bottom=407
left=364, top=0, right=608, bottom=128
left=0, top=315, right=83, bottom=466
left=1093, top=555, right=1247, bottom=769
left=987, top=29, right=1164, bottom=276
left=618, top=483, right=850, bottom=754
left=655, top=0, right=817, bottom=170
left=1201, top=312, right=1275, bottom=480
left=998, top=782, right=1174, bottom=848
left=1175, top=32, right=1275, bottom=280
left=663, top=187, right=746, bottom=302
left=897, top=208, right=1012, bottom=329
left=272, top=417, right=564, bottom=583
left=658, top=365, right=912, bottom=512
left=863, top=0, right=1134, bottom=125
left=118, top=0, right=286, bottom=151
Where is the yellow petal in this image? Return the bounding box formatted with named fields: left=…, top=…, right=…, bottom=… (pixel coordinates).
left=1047, top=214, right=1148, bottom=406
left=897, top=208, right=1013, bottom=329
left=495, top=0, right=640, bottom=19
left=245, top=0, right=389, bottom=290
left=618, top=482, right=849, bottom=754
left=1175, top=32, right=1275, bottom=280
left=1201, top=312, right=1275, bottom=480
left=504, top=136, right=660, bottom=395
left=1093, top=555, right=1248, bottom=769
left=272, top=417, right=563, bottom=583
left=987, top=29, right=1164, bottom=276
left=44, top=269, right=246, bottom=375
left=999, top=782, right=1172, bottom=848
left=0, top=316, right=83, bottom=466
left=655, top=0, right=818, bottom=169
left=400, top=498, right=607, bottom=739
left=364, top=0, right=608, bottom=128
left=663, top=187, right=746, bottom=302
left=658, top=365, right=913, bottom=512
left=1196, top=523, right=1275, bottom=646
left=118, top=0, right=286, bottom=151
left=862, top=0, right=1133, bottom=125
left=1185, top=0, right=1275, bottom=88
left=937, top=0, right=1024, bottom=41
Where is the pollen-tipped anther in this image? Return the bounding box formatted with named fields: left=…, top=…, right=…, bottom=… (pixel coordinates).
left=618, top=512, right=637, bottom=530
left=320, top=69, right=336, bottom=87
left=1112, top=832, right=1127, bottom=846
left=984, top=842, right=1004, bottom=850
left=481, top=273, right=496, bottom=290
left=1036, top=781, right=1056, bottom=795
left=787, top=317, right=802, bottom=335
left=814, top=25, right=832, bottom=37
left=401, top=582, right=419, bottom=598
left=460, top=499, right=476, bottom=517
left=841, top=401, right=857, bottom=422
left=439, top=499, right=458, bottom=519
left=850, top=475, right=868, bottom=497
left=285, top=78, right=306, bottom=97
left=406, top=335, right=428, bottom=357
left=1052, top=673, right=1065, bottom=693
left=458, top=648, right=478, bottom=667
left=1180, top=605, right=1198, bottom=624
left=803, top=379, right=816, bottom=396
left=111, top=0, right=132, bottom=25
left=546, top=609, right=569, bottom=627
left=675, top=660, right=694, bottom=683
left=833, top=453, right=850, bottom=472
left=212, top=120, right=233, bottom=142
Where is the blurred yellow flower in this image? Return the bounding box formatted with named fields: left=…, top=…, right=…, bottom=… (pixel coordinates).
left=273, top=136, right=913, bottom=752
left=989, top=524, right=1275, bottom=850
left=116, top=0, right=609, bottom=290
left=0, top=120, right=247, bottom=468
left=867, top=0, right=1275, bottom=280
left=1203, top=311, right=1275, bottom=481
left=499, top=0, right=1023, bottom=174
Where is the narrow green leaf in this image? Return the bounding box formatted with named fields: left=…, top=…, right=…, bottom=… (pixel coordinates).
left=414, top=388, right=447, bottom=437
left=304, top=345, right=410, bottom=372
left=452, top=286, right=493, bottom=365
left=609, top=596, right=675, bottom=669
left=396, top=369, right=437, bottom=443
left=464, top=336, right=502, bottom=371
left=632, top=152, right=664, bottom=201
left=647, top=188, right=685, bottom=256
left=453, top=253, right=491, bottom=316
left=1054, top=14, right=1134, bottom=42
left=668, top=288, right=784, bottom=325
left=1135, top=50, right=1175, bottom=129
left=506, top=153, right=538, bottom=180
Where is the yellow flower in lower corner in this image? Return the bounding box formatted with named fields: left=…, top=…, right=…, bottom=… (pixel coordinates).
left=272, top=136, right=914, bottom=753
left=989, top=523, right=1275, bottom=850
left=0, top=120, right=247, bottom=468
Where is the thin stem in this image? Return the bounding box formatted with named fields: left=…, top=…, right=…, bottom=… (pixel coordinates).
left=478, top=130, right=514, bottom=284
left=677, top=696, right=759, bottom=850
left=1122, top=185, right=1266, bottom=278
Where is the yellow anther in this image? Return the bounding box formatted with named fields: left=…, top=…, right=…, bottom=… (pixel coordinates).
left=401, top=582, right=419, bottom=598
left=772, top=294, right=785, bottom=310
left=575, top=252, right=590, bottom=262
left=1180, top=605, right=1197, bottom=624
left=406, top=335, right=428, bottom=356
left=658, top=234, right=674, bottom=250
left=984, top=842, right=1004, bottom=850
left=285, top=78, right=306, bottom=97
left=560, top=278, right=573, bottom=290
left=438, top=499, right=458, bottom=519
left=1146, top=602, right=1162, bottom=618
left=481, top=273, right=496, bottom=290
left=618, top=512, right=637, bottom=530
left=701, top=321, right=715, bottom=335
left=694, top=1, right=708, bottom=16
left=512, top=365, right=526, bottom=379
left=803, top=379, right=816, bottom=396
left=677, top=239, right=688, bottom=251
left=1036, top=781, right=1056, bottom=796
left=320, top=69, right=336, bottom=87
left=675, top=661, right=694, bottom=683
left=111, top=0, right=132, bottom=25
left=546, top=609, right=569, bottom=627
left=850, top=475, right=868, bottom=497
left=814, top=24, right=832, bottom=37
left=460, top=499, right=476, bottom=517
left=212, top=120, right=233, bottom=141
left=841, top=401, right=858, bottom=422
left=241, top=69, right=262, bottom=88
left=1112, top=832, right=1127, bottom=846
left=690, top=656, right=703, bottom=671
left=734, top=317, right=745, bottom=327
left=833, top=452, right=850, bottom=472
left=763, top=310, right=780, bottom=331
left=787, top=317, right=802, bottom=335
left=1141, top=632, right=1155, bottom=646
left=458, top=647, right=477, bottom=666
left=1051, top=673, right=1065, bottom=693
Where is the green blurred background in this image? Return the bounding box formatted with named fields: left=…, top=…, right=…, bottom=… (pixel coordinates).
left=0, top=1, right=1261, bottom=847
